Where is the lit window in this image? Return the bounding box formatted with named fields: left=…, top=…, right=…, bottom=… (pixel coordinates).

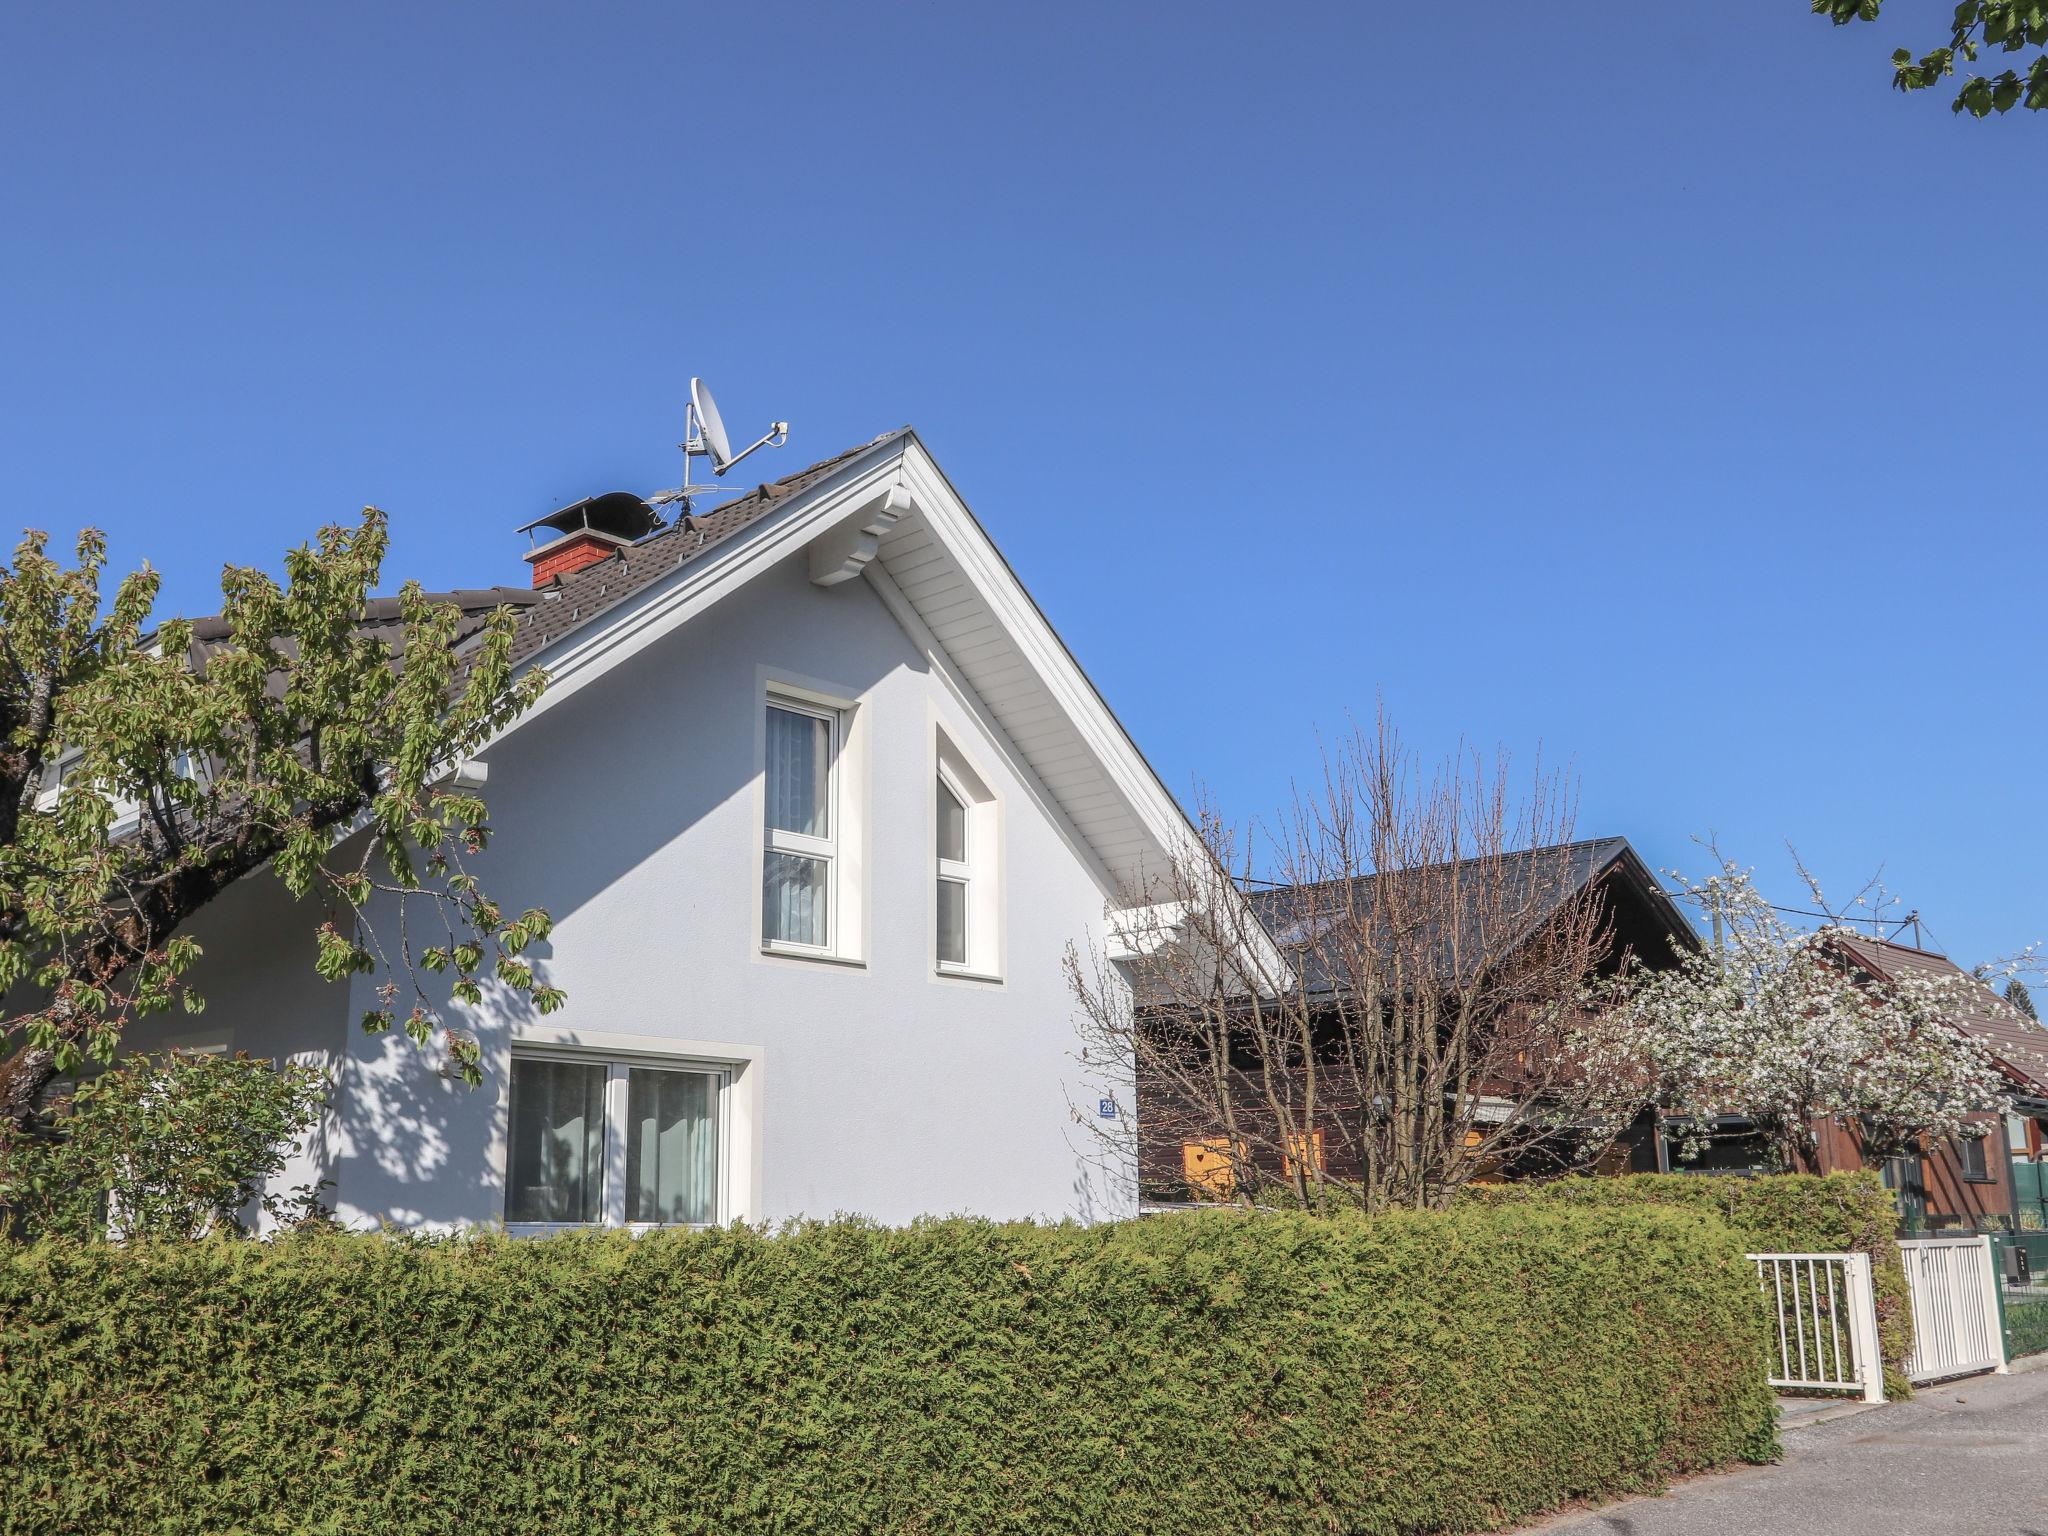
left=763, top=701, right=836, bottom=950
left=625, top=1066, right=718, bottom=1224
left=506, top=1055, right=722, bottom=1229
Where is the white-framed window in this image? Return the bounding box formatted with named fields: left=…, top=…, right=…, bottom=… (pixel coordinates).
left=36, top=745, right=156, bottom=832
left=504, top=1052, right=727, bottom=1230
left=35, top=747, right=83, bottom=810
left=934, top=732, right=1000, bottom=978
left=763, top=698, right=838, bottom=951
left=936, top=768, right=970, bottom=968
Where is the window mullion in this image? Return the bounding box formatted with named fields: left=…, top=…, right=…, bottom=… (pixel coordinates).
left=603, top=1065, right=629, bottom=1226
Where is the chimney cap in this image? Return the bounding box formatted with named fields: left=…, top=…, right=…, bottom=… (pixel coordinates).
left=517, top=491, right=660, bottom=544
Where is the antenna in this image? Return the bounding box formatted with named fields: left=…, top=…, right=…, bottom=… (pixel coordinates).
left=655, top=377, right=790, bottom=516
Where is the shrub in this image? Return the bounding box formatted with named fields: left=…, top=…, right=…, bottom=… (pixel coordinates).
left=0, top=1205, right=1775, bottom=1536
left=1465, top=1172, right=1910, bottom=1396
left=0, top=1050, right=328, bottom=1241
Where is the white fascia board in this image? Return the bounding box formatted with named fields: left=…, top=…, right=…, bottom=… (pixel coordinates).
left=862, top=557, right=1119, bottom=899
left=889, top=444, right=1292, bottom=985
left=1104, top=901, right=1190, bottom=962
left=891, top=443, right=1203, bottom=893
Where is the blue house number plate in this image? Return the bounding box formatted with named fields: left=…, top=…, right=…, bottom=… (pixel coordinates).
left=1097, top=1098, right=1118, bottom=1119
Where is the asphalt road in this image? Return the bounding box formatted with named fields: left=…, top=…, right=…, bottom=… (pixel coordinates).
left=1531, top=1358, right=2048, bottom=1536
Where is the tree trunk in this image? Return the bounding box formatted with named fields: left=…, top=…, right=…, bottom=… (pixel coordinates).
left=0, top=1044, right=55, bottom=1128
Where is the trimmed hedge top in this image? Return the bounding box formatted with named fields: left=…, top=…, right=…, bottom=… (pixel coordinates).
left=1466, top=1172, right=1911, bottom=1396
left=0, top=1206, right=1776, bottom=1536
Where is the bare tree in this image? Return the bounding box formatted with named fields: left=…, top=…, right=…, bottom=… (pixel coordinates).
left=1069, top=713, right=1650, bottom=1213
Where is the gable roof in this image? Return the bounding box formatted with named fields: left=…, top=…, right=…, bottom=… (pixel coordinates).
left=1244, top=835, right=1696, bottom=996
left=487, top=428, right=1199, bottom=898
left=164, top=428, right=1198, bottom=901
left=503, top=431, right=910, bottom=670
left=1834, top=934, right=2048, bottom=1095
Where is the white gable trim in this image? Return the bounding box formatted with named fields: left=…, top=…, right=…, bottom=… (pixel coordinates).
left=506, top=440, right=909, bottom=722
left=492, top=430, right=1202, bottom=901
left=863, top=557, right=1118, bottom=898
left=887, top=443, right=1201, bottom=891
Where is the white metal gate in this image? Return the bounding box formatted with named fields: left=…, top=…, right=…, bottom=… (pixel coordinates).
left=1900, top=1236, right=2009, bottom=1384
left=1748, top=1252, right=1885, bottom=1401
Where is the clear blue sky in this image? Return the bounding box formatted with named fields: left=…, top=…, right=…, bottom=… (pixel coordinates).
left=4, top=4, right=2040, bottom=964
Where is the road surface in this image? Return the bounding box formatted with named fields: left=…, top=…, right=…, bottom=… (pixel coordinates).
left=1531, top=1358, right=2048, bottom=1536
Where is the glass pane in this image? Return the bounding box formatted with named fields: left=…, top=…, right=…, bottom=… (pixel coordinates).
left=765, top=706, right=830, bottom=838
left=506, top=1059, right=605, bottom=1223
left=626, top=1069, right=717, bottom=1224
left=937, top=877, right=966, bottom=966
left=764, top=852, right=830, bottom=947
left=937, top=778, right=966, bottom=864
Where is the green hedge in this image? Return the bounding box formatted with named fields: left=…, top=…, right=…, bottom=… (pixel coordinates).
left=0, top=1207, right=1775, bottom=1535
left=1465, top=1173, right=1911, bottom=1397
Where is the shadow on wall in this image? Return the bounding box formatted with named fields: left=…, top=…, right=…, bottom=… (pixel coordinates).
left=335, top=561, right=924, bottom=1226
left=488, top=555, right=918, bottom=934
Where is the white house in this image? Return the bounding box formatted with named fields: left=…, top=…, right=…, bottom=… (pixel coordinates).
left=118, top=428, right=1198, bottom=1232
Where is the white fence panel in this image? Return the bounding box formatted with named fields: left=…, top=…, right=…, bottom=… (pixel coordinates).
left=1748, top=1252, right=1884, bottom=1402
left=1900, top=1235, right=2008, bottom=1384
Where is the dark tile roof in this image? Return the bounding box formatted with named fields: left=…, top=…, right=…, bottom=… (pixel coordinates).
left=1834, top=935, right=2048, bottom=1094
left=1245, top=835, right=1689, bottom=995
left=504, top=430, right=909, bottom=669
left=185, top=588, right=543, bottom=687
left=172, top=431, right=909, bottom=689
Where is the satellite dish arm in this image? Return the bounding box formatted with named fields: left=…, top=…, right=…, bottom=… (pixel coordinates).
left=713, top=421, right=791, bottom=477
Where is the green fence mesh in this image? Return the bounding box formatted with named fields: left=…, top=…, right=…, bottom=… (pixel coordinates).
left=1991, top=1232, right=2048, bottom=1358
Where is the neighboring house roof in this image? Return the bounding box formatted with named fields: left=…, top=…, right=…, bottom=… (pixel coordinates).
left=1244, top=835, right=1696, bottom=997
left=176, top=435, right=902, bottom=684
left=1834, top=934, right=2048, bottom=1096
left=184, top=588, right=544, bottom=696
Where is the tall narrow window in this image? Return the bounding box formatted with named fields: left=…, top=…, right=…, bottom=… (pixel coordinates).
left=936, top=774, right=968, bottom=967
left=932, top=736, right=1000, bottom=977
left=764, top=702, right=835, bottom=949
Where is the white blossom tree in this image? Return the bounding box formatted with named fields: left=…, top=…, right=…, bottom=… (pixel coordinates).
left=1595, top=857, right=2017, bottom=1171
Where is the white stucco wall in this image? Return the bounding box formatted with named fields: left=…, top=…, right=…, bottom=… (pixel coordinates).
left=116, top=871, right=350, bottom=1220
left=196, top=552, right=1134, bottom=1230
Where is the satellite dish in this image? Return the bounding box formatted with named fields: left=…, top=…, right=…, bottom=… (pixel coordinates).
left=690, top=377, right=734, bottom=473
left=669, top=378, right=790, bottom=510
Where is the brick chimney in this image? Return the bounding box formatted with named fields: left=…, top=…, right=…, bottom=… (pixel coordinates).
left=525, top=528, right=629, bottom=588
